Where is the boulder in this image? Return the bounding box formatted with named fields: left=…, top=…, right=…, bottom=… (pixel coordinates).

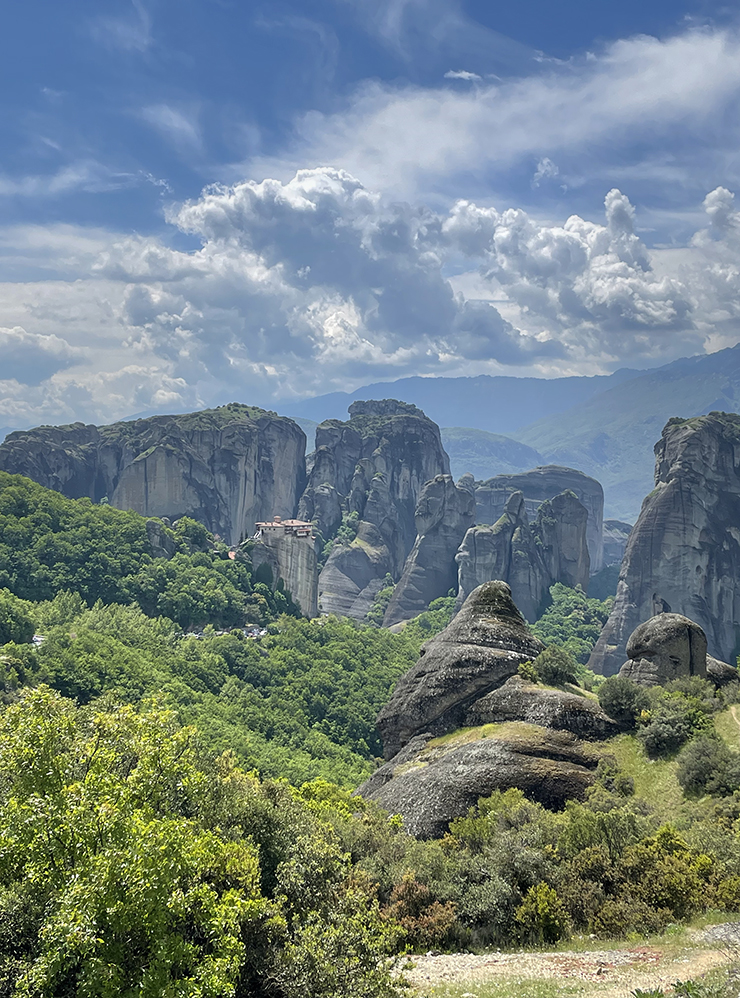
left=589, top=413, right=740, bottom=675
left=357, top=725, right=598, bottom=839
left=383, top=475, right=476, bottom=626
left=473, top=465, right=604, bottom=572
left=617, top=611, right=738, bottom=687
left=0, top=404, right=306, bottom=546
left=465, top=675, right=620, bottom=739
left=376, top=581, right=543, bottom=759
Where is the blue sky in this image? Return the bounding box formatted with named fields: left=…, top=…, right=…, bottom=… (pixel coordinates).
left=1, top=0, right=740, bottom=429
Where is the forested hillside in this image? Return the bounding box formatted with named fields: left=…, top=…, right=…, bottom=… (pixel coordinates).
left=4, top=473, right=740, bottom=997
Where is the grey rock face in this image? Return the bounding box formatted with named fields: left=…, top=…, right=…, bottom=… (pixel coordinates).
left=617, top=612, right=737, bottom=687
left=589, top=413, right=740, bottom=675
left=376, top=581, right=544, bottom=759
left=251, top=533, right=319, bottom=618
left=304, top=400, right=450, bottom=620
left=602, top=519, right=633, bottom=568
left=466, top=675, right=620, bottom=739
left=0, top=405, right=307, bottom=546
left=473, top=466, right=604, bottom=572
left=455, top=490, right=590, bottom=622
left=382, top=475, right=476, bottom=627
left=357, top=728, right=598, bottom=839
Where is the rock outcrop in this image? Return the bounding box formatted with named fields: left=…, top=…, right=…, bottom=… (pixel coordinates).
left=473, top=466, right=604, bottom=572
left=357, top=727, right=599, bottom=839
left=251, top=530, right=319, bottom=618
left=360, top=582, right=617, bottom=837
left=382, top=475, right=476, bottom=627
left=301, top=401, right=450, bottom=620
left=466, top=675, right=620, bottom=739
left=455, top=490, right=590, bottom=622
left=0, top=404, right=307, bottom=546
left=589, top=413, right=740, bottom=675
left=617, top=612, right=737, bottom=687
left=376, top=581, right=544, bottom=759
left=602, top=520, right=632, bottom=567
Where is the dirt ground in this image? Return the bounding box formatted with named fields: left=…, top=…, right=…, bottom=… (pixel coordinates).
left=405, top=926, right=740, bottom=997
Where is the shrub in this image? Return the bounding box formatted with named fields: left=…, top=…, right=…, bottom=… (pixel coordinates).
left=514, top=882, right=570, bottom=944
left=533, top=646, right=578, bottom=687
left=518, top=661, right=540, bottom=683
left=677, top=736, right=740, bottom=797
left=598, top=676, right=648, bottom=726
left=0, top=589, right=34, bottom=646
left=382, top=874, right=456, bottom=951
left=591, top=898, right=669, bottom=938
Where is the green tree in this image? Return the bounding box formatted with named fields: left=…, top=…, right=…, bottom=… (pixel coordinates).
left=0, top=589, right=34, bottom=645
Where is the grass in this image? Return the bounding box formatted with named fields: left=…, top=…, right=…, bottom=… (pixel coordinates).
left=598, top=733, right=684, bottom=820
left=714, top=706, right=740, bottom=751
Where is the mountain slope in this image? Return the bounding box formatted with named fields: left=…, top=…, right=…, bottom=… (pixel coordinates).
left=516, top=344, right=740, bottom=519
left=278, top=369, right=640, bottom=433
left=441, top=427, right=543, bottom=481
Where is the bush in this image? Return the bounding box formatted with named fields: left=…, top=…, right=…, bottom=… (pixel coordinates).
left=598, top=676, right=648, bottom=726
left=515, top=882, right=570, bottom=944
left=518, top=661, right=540, bottom=683
left=677, top=736, right=740, bottom=797
left=381, top=874, right=456, bottom=951
left=533, top=646, right=578, bottom=686
left=591, top=898, right=669, bottom=938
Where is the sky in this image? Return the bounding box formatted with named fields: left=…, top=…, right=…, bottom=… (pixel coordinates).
left=1, top=0, right=740, bottom=430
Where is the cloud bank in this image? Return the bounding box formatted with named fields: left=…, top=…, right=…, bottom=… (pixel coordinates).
left=0, top=167, right=739, bottom=433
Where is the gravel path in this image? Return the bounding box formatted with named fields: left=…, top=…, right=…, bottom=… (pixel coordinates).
left=405, top=939, right=735, bottom=996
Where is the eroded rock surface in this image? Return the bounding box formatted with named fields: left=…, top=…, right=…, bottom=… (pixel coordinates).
left=383, top=475, right=476, bottom=626
left=376, top=581, right=543, bottom=759
left=455, top=490, right=590, bottom=622
left=473, top=465, right=604, bottom=572
left=302, top=400, right=450, bottom=619
left=589, top=413, right=740, bottom=675
left=617, top=612, right=737, bottom=687
left=603, top=519, right=633, bottom=567
left=466, top=675, right=619, bottom=739
left=357, top=726, right=598, bottom=839
left=0, top=404, right=306, bottom=546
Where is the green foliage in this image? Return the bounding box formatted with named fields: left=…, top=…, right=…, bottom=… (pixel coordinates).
left=514, top=883, right=570, bottom=944
left=637, top=679, right=719, bottom=757
left=532, top=645, right=578, bottom=687
left=0, top=472, right=300, bottom=630
left=531, top=584, right=613, bottom=664
left=0, top=589, right=34, bottom=646
left=366, top=575, right=396, bottom=627
left=321, top=510, right=360, bottom=565
left=401, top=597, right=456, bottom=646
left=677, top=735, right=740, bottom=796
left=19, top=602, right=418, bottom=786
left=518, top=661, right=540, bottom=683
left=598, top=675, right=649, bottom=726
left=0, top=688, right=407, bottom=998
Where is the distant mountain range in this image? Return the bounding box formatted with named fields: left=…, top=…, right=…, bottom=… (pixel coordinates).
left=278, top=344, right=740, bottom=521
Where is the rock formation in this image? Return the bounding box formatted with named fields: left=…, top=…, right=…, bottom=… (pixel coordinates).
left=251, top=522, right=319, bottom=618
left=382, top=475, right=476, bottom=627
left=300, top=400, right=450, bottom=620
left=617, top=613, right=737, bottom=687
left=602, top=520, right=632, bottom=567
left=589, top=413, right=740, bottom=675
left=358, top=729, right=599, bottom=839
left=361, top=581, right=613, bottom=837
left=455, top=490, right=590, bottom=622
left=473, top=466, right=604, bottom=572
left=466, top=675, right=620, bottom=739
left=376, top=581, right=544, bottom=759
left=0, top=404, right=307, bottom=546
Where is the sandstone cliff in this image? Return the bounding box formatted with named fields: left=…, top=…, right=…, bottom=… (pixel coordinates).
left=251, top=532, right=319, bottom=618
left=455, top=489, right=590, bottom=622
left=382, top=474, right=476, bottom=627
left=617, top=612, right=737, bottom=687
left=0, top=404, right=306, bottom=546
left=588, top=413, right=740, bottom=675
left=473, top=466, right=604, bottom=572
left=301, top=401, right=450, bottom=619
